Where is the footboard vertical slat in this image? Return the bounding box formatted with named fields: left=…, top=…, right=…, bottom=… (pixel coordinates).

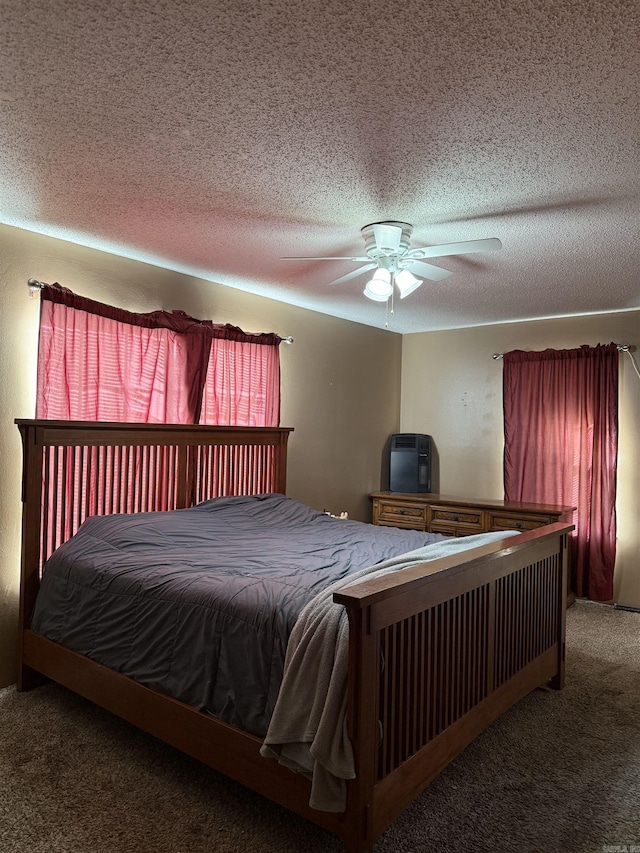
left=443, top=601, right=451, bottom=731
left=431, top=605, right=440, bottom=741
left=390, top=623, right=399, bottom=771
left=430, top=605, right=438, bottom=741
left=434, top=605, right=443, bottom=737
left=411, top=614, right=420, bottom=757
left=452, top=598, right=460, bottom=725
left=457, top=598, right=463, bottom=722
left=480, top=585, right=488, bottom=703
left=379, top=626, right=388, bottom=777
left=438, top=603, right=447, bottom=737
left=419, top=613, right=428, bottom=751
left=401, top=619, right=410, bottom=764
left=525, top=563, right=533, bottom=661
left=513, top=569, right=520, bottom=673
left=462, top=592, right=470, bottom=713
left=470, top=588, right=478, bottom=708
left=381, top=618, right=398, bottom=773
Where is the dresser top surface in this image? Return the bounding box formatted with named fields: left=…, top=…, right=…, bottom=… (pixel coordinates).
left=370, top=492, right=575, bottom=514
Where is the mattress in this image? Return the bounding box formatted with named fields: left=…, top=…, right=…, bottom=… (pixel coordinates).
left=31, top=493, right=446, bottom=736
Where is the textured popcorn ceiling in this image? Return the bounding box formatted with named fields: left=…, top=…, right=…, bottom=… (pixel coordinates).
left=1, top=0, right=638, bottom=333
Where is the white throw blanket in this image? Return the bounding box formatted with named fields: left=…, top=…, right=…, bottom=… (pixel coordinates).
left=260, top=531, right=519, bottom=811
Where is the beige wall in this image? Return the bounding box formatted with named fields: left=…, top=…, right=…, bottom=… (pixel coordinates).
left=0, top=224, right=402, bottom=687
left=401, top=312, right=640, bottom=608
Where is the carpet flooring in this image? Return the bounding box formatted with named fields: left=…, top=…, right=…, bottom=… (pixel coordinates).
left=1, top=600, right=639, bottom=853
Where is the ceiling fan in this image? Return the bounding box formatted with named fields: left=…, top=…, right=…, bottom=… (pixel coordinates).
left=282, top=221, right=502, bottom=301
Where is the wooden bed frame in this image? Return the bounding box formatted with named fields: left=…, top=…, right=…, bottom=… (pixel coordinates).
left=16, top=419, right=571, bottom=853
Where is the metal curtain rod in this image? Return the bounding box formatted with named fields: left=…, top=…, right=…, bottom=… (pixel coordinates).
left=27, top=278, right=46, bottom=293
left=492, top=346, right=630, bottom=358
left=26, top=279, right=294, bottom=343
left=493, top=345, right=639, bottom=380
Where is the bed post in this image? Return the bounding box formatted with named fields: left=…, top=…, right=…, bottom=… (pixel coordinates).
left=16, top=422, right=45, bottom=691
left=275, top=430, right=289, bottom=494
left=343, top=605, right=379, bottom=853
left=549, top=532, right=569, bottom=690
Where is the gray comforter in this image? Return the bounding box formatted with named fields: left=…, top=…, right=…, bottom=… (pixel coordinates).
left=31, top=493, right=446, bottom=737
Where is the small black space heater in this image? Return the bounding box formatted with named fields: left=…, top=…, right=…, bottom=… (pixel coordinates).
left=389, top=433, right=432, bottom=493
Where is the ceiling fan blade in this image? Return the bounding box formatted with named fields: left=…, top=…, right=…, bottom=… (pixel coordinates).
left=328, top=263, right=377, bottom=286
left=409, top=238, right=502, bottom=259
left=372, top=223, right=403, bottom=253
left=281, top=255, right=370, bottom=261
left=404, top=260, right=453, bottom=282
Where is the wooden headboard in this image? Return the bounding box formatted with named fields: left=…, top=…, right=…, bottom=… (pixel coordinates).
left=15, top=419, right=293, bottom=639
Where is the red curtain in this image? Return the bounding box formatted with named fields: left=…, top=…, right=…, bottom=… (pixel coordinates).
left=199, top=335, right=280, bottom=426
left=36, top=283, right=282, bottom=426
left=503, top=344, right=619, bottom=601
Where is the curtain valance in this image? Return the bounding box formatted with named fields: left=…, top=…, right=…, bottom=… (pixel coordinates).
left=41, top=283, right=283, bottom=345
left=36, top=284, right=282, bottom=426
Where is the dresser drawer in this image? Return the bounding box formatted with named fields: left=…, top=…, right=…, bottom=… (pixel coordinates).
left=428, top=523, right=462, bottom=538
left=374, top=499, right=428, bottom=530
left=429, top=505, right=485, bottom=532
left=488, top=512, right=552, bottom=532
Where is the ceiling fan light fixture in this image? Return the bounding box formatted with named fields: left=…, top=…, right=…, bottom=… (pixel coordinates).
left=395, top=269, right=422, bottom=298
left=364, top=268, right=393, bottom=300
left=363, top=283, right=392, bottom=301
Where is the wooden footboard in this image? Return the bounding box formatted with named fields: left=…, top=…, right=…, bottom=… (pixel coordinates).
left=336, top=523, right=570, bottom=851
left=15, top=419, right=570, bottom=853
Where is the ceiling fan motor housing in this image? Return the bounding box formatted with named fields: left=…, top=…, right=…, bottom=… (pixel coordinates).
left=361, top=221, right=413, bottom=259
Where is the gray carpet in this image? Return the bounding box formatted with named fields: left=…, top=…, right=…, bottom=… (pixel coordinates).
left=1, top=601, right=639, bottom=853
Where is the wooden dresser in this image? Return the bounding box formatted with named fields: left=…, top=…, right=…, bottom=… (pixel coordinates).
left=370, top=491, right=575, bottom=537
left=370, top=491, right=577, bottom=604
